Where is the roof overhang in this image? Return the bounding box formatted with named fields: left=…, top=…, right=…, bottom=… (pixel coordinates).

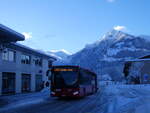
left=0, top=24, right=25, bottom=43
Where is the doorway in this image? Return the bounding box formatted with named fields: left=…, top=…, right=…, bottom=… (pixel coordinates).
left=22, top=74, right=31, bottom=92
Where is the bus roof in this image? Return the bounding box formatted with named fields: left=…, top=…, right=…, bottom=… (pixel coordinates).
left=52, top=65, right=79, bottom=69
left=52, top=65, right=97, bottom=76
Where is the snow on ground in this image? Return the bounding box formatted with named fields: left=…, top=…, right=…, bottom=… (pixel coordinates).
left=0, top=87, right=51, bottom=111
left=1, top=85, right=150, bottom=113
left=101, top=84, right=150, bottom=113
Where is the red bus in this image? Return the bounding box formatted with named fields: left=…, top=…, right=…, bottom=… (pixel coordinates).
left=47, top=65, right=98, bottom=98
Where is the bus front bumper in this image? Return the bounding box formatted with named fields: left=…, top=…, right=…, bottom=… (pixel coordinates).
left=51, top=89, right=80, bottom=97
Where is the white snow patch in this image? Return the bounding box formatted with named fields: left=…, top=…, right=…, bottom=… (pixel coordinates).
left=107, top=48, right=121, bottom=56
left=107, top=46, right=148, bottom=56
left=49, top=53, right=62, bottom=60
left=102, top=85, right=150, bottom=113
left=101, top=74, right=112, bottom=81
left=102, top=56, right=118, bottom=62
left=115, top=42, right=125, bottom=48
left=41, top=87, right=50, bottom=95
left=50, top=49, right=72, bottom=55
left=0, top=88, right=51, bottom=111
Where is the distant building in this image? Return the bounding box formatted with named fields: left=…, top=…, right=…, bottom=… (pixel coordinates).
left=0, top=24, right=56, bottom=95
left=123, top=55, right=150, bottom=84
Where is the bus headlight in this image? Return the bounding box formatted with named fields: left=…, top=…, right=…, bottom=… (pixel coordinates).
left=51, top=92, right=55, bottom=95
left=73, top=91, right=79, bottom=95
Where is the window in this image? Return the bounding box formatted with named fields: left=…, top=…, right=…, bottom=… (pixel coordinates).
left=2, top=50, right=15, bottom=62
left=34, top=57, right=42, bottom=66
left=9, top=51, right=15, bottom=61
left=2, top=51, right=8, bottom=61
left=79, top=70, right=92, bottom=85
left=21, top=54, right=31, bottom=64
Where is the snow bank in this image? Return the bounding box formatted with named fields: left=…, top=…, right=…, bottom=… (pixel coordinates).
left=101, top=85, right=150, bottom=113
left=0, top=88, right=51, bottom=111
left=40, top=87, right=50, bottom=96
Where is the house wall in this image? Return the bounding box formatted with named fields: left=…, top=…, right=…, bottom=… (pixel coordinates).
left=126, top=60, right=150, bottom=84
left=140, top=61, right=150, bottom=84
left=0, top=45, right=52, bottom=95
left=0, top=25, right=54, bottom=96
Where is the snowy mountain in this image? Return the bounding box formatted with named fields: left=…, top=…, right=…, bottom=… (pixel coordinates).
left=57, top=30, right=150, bottom=81
left=47, top=49, right=71, bottom=60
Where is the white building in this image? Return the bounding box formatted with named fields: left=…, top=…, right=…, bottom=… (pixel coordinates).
left=0, top=24, right=56, bottom=95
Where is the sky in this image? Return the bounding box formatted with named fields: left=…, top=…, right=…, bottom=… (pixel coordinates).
left=0, top=0, right=150, bottom=53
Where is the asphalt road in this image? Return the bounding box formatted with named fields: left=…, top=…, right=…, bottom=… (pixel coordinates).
left=0, top=89, right=106, bottom=113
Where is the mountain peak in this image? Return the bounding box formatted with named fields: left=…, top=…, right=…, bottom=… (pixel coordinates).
left=84, top=30, right=132, bottom=50
left=100, top=29, right=135, bottom=43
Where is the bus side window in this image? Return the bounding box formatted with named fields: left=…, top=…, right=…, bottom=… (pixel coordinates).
left=79, top=71, right=85, bottom=85
left=48, top=76, right=51, bottom=80
left=79, top=70, right=91, bottom=85
left=91, top=76, right=95, bottom=85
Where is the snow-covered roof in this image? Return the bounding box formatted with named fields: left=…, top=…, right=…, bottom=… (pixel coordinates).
left=6, top=42, right=56, bottom=61
left=0, top=24, right=25, bottom=42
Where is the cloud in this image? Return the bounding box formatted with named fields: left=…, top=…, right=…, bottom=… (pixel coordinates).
left=22, top=32, right=32, bottom=39
left=106, top=0, right=116, bottom=3
left=114, top=26, right=126, bottom=31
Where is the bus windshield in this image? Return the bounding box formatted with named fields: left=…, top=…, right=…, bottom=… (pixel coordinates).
left=52, top=71, right=78, bottom=88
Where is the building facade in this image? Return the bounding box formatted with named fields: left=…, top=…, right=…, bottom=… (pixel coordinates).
left=124, top=55, right=150, bottom=84
left=0, top=24, right=56, bottom=95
